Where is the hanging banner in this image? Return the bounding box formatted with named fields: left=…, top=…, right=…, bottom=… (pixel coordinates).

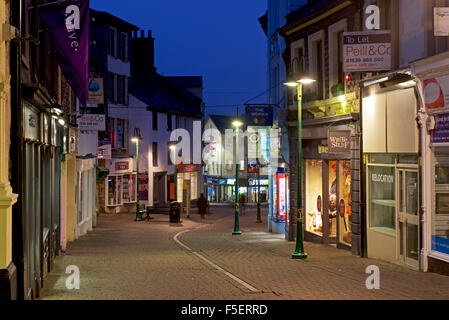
left=424, top=75, right=449, bottom=110
left=139, top=174, right=149, bottom=201
left=38, top=0, right=90, bottom=106
left=328, top=130, right=351, bottom=154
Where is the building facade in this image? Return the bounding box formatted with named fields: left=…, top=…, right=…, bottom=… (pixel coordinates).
left=0, top=0, right=18, bottom=300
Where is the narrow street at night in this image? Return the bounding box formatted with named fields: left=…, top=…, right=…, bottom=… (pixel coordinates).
left=40, top=207, right=449, bottom=300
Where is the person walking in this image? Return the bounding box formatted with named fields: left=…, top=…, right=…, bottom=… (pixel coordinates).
left=198, top=193, right=207, bottom=219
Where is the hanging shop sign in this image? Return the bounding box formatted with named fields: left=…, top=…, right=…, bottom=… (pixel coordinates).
left=328, top=130, right=351, bottom=154
left=77, top=114, right=106, bottom=131
left=87, top=78, right=105, bottom=105
left=431, top=113, right=449, bottom=144
left=246, top=106, right=273, bottom=127
left=98, top=144, right=111, bottom=160
left=23, top=106, right=40, bottom=141
left=343, top=31, right=391, bottom=72
left=424, top=75, right=449, bottom=110
left=177, top=163, right=200, bottom=173
left=434, top=8, right=449, bottom=36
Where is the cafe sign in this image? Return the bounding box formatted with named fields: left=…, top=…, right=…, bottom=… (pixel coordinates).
left=328, top=131, right=351, bottom=154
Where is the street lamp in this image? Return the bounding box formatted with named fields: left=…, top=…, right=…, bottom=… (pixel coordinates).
left=284, top=56, right=315, bottom=259
left=131, top=128, right=142, bottom=222
left=232, top=119, right=243, bottom=235
left=169, top=143, right=177, bottom=203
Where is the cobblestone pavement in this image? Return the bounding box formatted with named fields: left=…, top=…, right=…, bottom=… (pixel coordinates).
left=40, top=206, right=449, bottom=300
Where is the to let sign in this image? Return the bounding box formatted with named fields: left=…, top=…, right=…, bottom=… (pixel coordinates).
left=343, top=31, right=391, bottom=72
left=78, top=114, right=106, bottom=131
left=328, top=131, right=351, bottom=154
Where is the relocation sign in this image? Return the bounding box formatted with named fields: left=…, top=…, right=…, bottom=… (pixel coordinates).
left=87, top=78, right=105, bottom=105
left=77, top=114, right=106, bottom=131
left=431, top=113, right=449, bottom=144
left=343, top=31, right=391, bottom=72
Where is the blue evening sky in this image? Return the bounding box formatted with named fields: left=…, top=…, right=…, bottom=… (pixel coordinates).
left=90, top=0, right=268, bottom=117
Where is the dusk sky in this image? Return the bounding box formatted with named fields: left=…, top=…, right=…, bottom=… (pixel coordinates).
left=90, top=0, right=268, bottom=117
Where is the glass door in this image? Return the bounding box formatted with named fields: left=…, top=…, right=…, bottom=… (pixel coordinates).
left=397, top=169, right=419, bottom=268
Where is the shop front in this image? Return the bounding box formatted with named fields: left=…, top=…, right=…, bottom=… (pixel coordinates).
left=362, top=75, right=420, bottom=269
left=302, top=127, right=354, bottom=249
left=413, top=51, right=449, bottom=274
left=98, top=157, right=137, bottom=213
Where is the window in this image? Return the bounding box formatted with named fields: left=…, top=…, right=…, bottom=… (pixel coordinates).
left=121, top=33, right=128, bottom=61
left=369, top=165, right=396, bottom=233
left=110, top=27, right=117, bottom=57
left=153, top=111, right=158, bottom=131
left=315, top=39, right=324, bottom=100
left=167, top=112, right=172, bottom=131
left=109, top=73, right=117, bottom=104
left=153, top=142, right=158, bottom=167
left=110, top=118, right=127, bottom=149
left=337, top=31, right=344, bottom=85
left=118, top=75, right=128, bottom=105
left=433, top=153, right=449, bottom=255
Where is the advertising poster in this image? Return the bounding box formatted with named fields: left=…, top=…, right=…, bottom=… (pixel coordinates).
left=434, top=8, right=449, bottom=36
left=343, top=31, right=391, bottom=72
left=278, top=174, right=286, bottom=220
left=139, top=174, right=149, bottom=201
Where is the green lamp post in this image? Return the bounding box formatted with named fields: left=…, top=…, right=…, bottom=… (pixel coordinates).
left=284, top=56, right=315, bottom=259
left=132, top=128, right=142, bottom=222
left=232, top=119, right=243, bottom=235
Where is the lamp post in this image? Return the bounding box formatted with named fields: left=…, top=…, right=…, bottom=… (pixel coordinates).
left=169, top=143, right=177, bottom=203
left=132, top=128, right=142, bottom=222
left=256, top=130, right=262, bottom=223
left=232, top=120, right=243, bottom=235
left=284, top=56, right=315, bottom=259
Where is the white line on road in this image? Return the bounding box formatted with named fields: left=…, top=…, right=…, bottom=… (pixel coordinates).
left=173, top=230, right=260, bottom=293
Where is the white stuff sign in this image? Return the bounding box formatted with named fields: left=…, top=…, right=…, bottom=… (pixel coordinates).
left=343, top=31, right=391, bottom=72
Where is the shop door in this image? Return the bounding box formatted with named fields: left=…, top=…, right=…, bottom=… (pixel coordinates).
left=397, top=169, right=419, bottom=269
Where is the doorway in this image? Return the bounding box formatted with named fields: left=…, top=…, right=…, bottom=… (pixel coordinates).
left=397, top=169, right=419, bottom=269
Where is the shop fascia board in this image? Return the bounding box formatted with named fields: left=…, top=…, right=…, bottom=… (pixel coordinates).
left=411, top=51, right=449, bottom=79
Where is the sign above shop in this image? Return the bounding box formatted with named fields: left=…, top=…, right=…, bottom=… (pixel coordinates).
left=98, top=144, right=111, bottom=160
left=431, top=113, right=449, bottom=144
left=424, top=75, right=449, bottom=110
left=343, top=31, right=391, bottom=72
left=328, top=131, right=351, bottom=154
left=111, top=158, right=133, bottom=174
left=177, top=163, right=200, bottom=173
left=77, top=114, right=106, bottom=131
left=246, top=106, right=273, bottom=127
left=434, top=8, right=449, bottom=36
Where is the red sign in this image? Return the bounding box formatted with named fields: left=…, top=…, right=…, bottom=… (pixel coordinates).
left=176, top=163, right=200, bottom=173
left=115, top=161, right=129, bottom=171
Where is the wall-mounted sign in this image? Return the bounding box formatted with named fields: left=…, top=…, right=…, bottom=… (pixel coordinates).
left=177, top=163, right=200, bottom=173
left=328, top=131, right=351, bottom=154
left=111, top=158, right=133, bottom=174
left=424, top=75, right=449, bottom=110
left=318, top=145, right=328, bottom=154
left=434, top=8, right=449, bottom=36
left=115, top=161, right=129, bottom=171
left=343, top=31, right=391, bottom=72
left=98, top=144, right=111, bottom=160
left=432, top=113, right=449, bottom=144
left=77, top=114, right=106, bottom=131
left=87, top=78, right=104, bottom=104
left=246, top=106, right=273, bottom=127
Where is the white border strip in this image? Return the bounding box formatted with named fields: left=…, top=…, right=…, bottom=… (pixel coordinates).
left=174, top=230, right=260, bottom=293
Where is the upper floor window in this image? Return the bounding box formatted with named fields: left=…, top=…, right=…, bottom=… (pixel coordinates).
left=110, top=27, right=117, bottom=57
left=121, top=32, right=128, bottom=61
left=109, top=118, right=128, bottom=149
left=153, top=111, right=158, bottom=131
left=153, top=142, right=158, bottom=167
left=109, top=73, right=117, bottom=104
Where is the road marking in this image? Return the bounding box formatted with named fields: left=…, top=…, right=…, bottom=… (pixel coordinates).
left=173, top=230, right=260, bottom=293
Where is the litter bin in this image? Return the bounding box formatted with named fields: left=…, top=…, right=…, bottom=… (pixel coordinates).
left=169, top=201, right=181, bottom=223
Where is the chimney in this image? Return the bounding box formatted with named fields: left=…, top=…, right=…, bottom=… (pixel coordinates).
left=131, top=29, right=156, bottom=78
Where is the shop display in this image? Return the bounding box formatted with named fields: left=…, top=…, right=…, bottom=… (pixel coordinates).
left=339, top=161, right=352, bottom=245
left=306, top=160, right=323, bottom=236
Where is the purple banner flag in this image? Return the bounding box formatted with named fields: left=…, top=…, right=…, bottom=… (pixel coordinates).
left=38, top=0, right=90, bottom=106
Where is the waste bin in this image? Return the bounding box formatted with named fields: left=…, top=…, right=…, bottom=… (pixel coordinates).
left=169, top=201, right=181, bottom=223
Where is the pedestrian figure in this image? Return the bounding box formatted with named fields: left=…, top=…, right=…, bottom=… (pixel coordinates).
left=198, top=193, right=207, bottom=219
left=239, top=194, right=245, bottom=216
